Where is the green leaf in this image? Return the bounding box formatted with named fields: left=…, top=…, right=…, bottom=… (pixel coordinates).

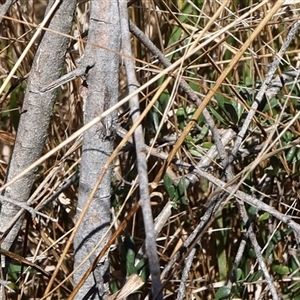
left=286, top=146, right=296, bottom=162
left=8, top=264, right=21, bottom=281
left=246, top=270, right=263, bottom=283
left=124, top=236, right=136, bottom=276
left=265, top=229, right=292, bottom=258
left=167, top=2, right=190, bottom=51
left=189, top=80, right=199, bottom=92
left=224, top=103, right=238, bottom=124
left=257, top=212, right=269, bottom=222
left=209, top=107, right=229, bottom=125
left=135, top=258, right=146, bottom=272
left=139, top=265, right=148, bottom=283
left=296, top=149, right=300, bottom=163
left=135, top=258, right=148, bottom=282
left=215, top=286, right=231, bottom=300
left=263, top=97, right=280, bottom=112
left=151, top=97, right=166, bottom=133
left=214, top=93, right=228, bottom=108
left=239, top=87, right=252, bottom=103
left=158, top=90, right=170, bottom=110
left=177, top=179, right=189, bottom=205
left=176, top=107, right=187, bottom=130
left=189, top=148, right=203, bottom=158
left=202, top=141, right=213, bottom=149
left=176, top=107, right=186, bottom=117
left=235, top=268, right=242, bottom=281
left=230, top=264, right=243, bottom=282
left=215, top=213, right=229, bottom=282
left=244, top=76, right=254, bottom=87
left=163, top=174, right=176, bottom=200
left=247, top=206, right=257, bottom=217
left=180, top=196, right=189, bottom=205
left=272, top=264, right=290, bottom=275
left=110, top=280, right=119, bottom=294
left=197, top=125, right=209, bottom=141
left=283, top=131, right=294, bottom=143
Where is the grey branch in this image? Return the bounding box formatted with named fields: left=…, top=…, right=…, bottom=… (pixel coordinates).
left=265, top=67, right=300, bottom=100
left=72, top=0, right=121, bottom=298
left=0, top=195, right=53, bottom=220
left=0, top=1, right=78, bottom=296
left=0, top=0, right=13, bottom=24
left=177, top=247, right=196, bottom=300
left=122, top=5, right=163, bottom=300
left=40, top=64, right=94, bottom=93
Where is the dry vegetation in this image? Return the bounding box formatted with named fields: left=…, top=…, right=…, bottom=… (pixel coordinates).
left=1, top=0, right=300, bottom=299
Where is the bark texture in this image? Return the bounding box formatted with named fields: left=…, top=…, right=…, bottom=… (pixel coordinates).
left=73, top=0, right=121, bottom=299
left=0, top=0, right=76, bottom=288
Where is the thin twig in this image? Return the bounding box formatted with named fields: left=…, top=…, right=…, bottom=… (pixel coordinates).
left=35, top=173, right=79, bottom=211
left=121, top=2, right=163, bottom=299
left=177, top=247, right=196, bottom=300
left=0, top=195, right=50, bottom=220
left=236, top=201, right=279, bottom=299
left=135, top=202, right=172, bottom=264
left=193, top=166, right=300, bottom=235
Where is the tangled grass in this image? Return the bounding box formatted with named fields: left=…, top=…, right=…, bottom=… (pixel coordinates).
left=1, top=0, right=300, bottom=299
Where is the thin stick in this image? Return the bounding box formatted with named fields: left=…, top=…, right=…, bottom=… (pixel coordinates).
left=120, top=0, right=163, bottom=298
left=176, top=247, right=196, bottom=300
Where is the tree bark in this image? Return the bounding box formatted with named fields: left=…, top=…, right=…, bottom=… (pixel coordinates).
left=73, top=0, right=121, bottom=299
left=0, top=0, right=77, bottom=296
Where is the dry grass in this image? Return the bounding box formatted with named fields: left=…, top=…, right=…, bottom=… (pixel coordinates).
left=1, top=0, right=300, bottom=299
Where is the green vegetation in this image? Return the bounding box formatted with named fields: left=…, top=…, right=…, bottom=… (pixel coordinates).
left=1, top=1, right=300, bottom=299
